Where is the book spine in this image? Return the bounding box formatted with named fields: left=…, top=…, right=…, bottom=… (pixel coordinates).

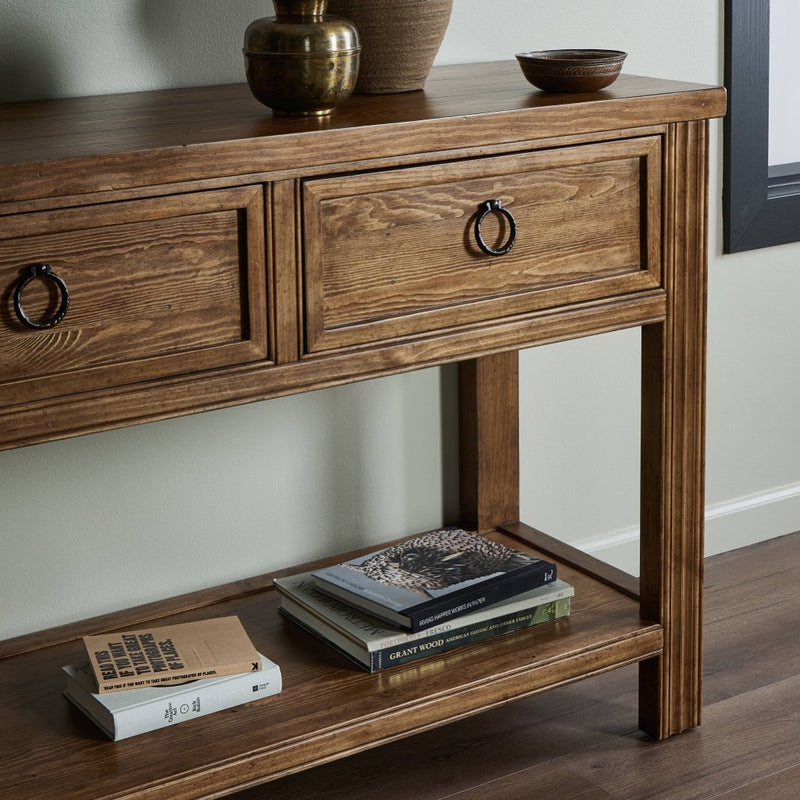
left=95, top=661, right=261, bottom=694
left=371, top=598, right=570, bottom=671
left=372, top=584, right=573, bottom=649
left=99, top=664, right=280, bottom=740
left=275, top=575, right=573, bottom=649
left=407, top=563, right=557, bottom=632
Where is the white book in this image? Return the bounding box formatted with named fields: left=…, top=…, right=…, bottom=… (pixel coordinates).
left=63, top=652, right=281, bottom=741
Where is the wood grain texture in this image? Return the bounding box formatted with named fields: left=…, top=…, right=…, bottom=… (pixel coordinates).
left=0, top=63, right=727, bottom=799
left=0, top=288, right=666, bottom=450
left=639, top=119, right=709, bottom=738
left=0, top=68, right=723, bottom=450
left=424, top=764, right=618, bottom=800
left=304, top=138, right=661, bottom=352
left=201, top=532, right=800, bottom=800
left=0, top=65, right=725, bottom=206
left=271, top=180, right=301, bottom=364
left=502, top=522, right=640, bottom=599
left=0, top=186, right=269, bottom=406
left=0, top=530, right=662, bottom=800
left=458, top=352, right=520, bottom=532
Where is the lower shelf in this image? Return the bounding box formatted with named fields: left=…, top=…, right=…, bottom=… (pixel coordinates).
left=0, top=526, right=662, bottom=800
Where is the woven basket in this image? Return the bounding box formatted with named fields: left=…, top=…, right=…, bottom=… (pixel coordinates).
left=326, top=0, right=453, bottom=93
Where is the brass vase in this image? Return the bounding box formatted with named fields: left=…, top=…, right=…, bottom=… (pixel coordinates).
left=243, top=0, right=360, bottom=116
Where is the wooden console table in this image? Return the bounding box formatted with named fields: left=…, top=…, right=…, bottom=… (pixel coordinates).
left=0, top=63, right=725, bottom=799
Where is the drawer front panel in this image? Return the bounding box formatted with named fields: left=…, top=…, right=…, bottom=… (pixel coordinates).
left=303, top=137, right=661, bottom=352
left=0, top=186, right=268, bottom=405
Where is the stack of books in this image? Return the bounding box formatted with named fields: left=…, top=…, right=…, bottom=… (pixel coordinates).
left=275, top=528, right=573, bottom=672
left=63, top=616, right=281, bottom=740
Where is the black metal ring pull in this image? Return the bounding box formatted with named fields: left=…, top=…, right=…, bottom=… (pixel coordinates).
left=474, top=199, right=517, bottom=256
left=13, top=263, right=70, bottom=330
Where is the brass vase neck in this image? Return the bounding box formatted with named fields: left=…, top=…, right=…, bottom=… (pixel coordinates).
left=273, top=0, right=327, bottom=18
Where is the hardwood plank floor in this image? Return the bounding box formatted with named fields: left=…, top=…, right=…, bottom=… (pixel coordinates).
left=235, top=532, right=800, bottom=800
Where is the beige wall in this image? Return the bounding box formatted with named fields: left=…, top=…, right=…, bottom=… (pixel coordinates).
left=1, top=1, right=798, bottom=639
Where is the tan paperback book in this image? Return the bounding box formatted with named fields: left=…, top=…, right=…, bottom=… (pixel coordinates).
left=83, top=616, right=261, bottom=693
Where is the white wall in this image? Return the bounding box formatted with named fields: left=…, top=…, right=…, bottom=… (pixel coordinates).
left=769, top=0, right=800, bottom=165
left=1, top=0, right=799, bottom=640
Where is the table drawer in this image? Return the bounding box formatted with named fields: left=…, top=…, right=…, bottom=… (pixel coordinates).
left=0, top=186, right=268, bottom=406
left=303, top=137, right=661, bottom=352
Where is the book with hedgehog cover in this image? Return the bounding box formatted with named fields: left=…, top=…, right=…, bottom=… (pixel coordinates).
left=311, top=529, right=557, bottom=632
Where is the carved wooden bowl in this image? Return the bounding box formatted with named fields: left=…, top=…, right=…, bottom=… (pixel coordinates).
left=516, top=49, right=627, bottom=93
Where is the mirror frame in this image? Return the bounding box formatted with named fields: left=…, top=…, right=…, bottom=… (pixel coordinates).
left=724, top=0, right=800, bottom=252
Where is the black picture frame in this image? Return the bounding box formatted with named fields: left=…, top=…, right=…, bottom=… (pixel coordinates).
left=724, top=0, right=800, bottom=252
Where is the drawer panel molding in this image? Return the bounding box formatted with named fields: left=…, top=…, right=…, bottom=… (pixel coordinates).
left=0, top=185, right=270, bottom=406
left=303, top=137, right=662, bottom=352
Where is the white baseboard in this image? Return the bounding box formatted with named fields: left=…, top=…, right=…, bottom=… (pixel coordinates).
left=575, top=481, right=800, bottom=577
left=576, top=526, right=640, bottom=576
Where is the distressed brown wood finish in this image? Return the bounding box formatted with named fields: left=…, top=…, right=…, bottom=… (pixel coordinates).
left=640, top=119, right=710, bottom=738
left=0, top=63, right=725, bottom=799
left=303, top=138, right=661, bottom=352
left=0, top=186, right=269, bottom=406
left=203, top=531, right=800, bottom=800
left=458, top=351, right=520, bottom=533
left=0, top=533, right=663, bottom=800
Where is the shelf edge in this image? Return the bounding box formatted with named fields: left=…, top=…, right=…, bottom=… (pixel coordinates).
left=501, top=521, right=641, bottom=599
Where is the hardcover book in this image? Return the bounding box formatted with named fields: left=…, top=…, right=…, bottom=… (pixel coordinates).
left=83, top=616, right=261, bottom=693
left=310, top=529, right=557, bottom=632
left=276, top=570, right=573, bottom=672
left=64, top=653, right=281, bottom=741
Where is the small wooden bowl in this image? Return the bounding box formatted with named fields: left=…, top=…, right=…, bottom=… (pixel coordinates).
left=515, top=49, right=627, bottom=93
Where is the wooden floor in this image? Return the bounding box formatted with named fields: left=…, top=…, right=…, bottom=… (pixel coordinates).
left=235, top=531, right=800, bottom=800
